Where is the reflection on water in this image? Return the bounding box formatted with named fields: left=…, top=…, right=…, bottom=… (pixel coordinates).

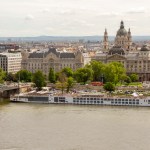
left=0, top=101, right=150, bottom=150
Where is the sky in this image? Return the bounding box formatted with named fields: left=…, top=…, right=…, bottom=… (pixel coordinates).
left=0, top=0, right=150, bottom=36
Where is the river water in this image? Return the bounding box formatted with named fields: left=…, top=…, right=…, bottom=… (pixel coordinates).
left=0, top=100, right=150, bottom=150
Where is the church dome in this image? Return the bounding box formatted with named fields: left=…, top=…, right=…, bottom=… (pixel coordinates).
left=108, top=46, right=125, bottom=55
left=116, top=21, right=127, bottom=36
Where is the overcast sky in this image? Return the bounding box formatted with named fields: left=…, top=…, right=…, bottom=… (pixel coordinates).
left=0, top=0, right=150, bottom=36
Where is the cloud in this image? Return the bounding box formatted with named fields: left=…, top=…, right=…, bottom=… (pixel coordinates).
left=25, top=14, right=35, bottom=20
left=41, top=8, right=50, bottom=13
left=97, top=12, right=122, bottom=17
left=126, top=7, right=146, bottom=14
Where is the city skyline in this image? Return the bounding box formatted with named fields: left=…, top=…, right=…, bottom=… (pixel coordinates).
left=0, top=0, right=150, bottom=36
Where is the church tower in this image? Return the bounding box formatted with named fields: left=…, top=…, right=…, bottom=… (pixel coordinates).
left=127, top=28, right=132, bottom=50
left=103, top=28, right=109, bottom=50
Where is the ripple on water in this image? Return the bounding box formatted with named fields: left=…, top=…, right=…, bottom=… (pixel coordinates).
left=0, top=103, right=150, bottom=150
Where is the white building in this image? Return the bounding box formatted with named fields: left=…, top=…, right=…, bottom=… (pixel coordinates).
left=0, top=52, right=22, bottom=73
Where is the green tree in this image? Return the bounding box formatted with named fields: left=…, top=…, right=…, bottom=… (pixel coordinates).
left=0, top=68, right=5, bottom=83
left=16, top=70, right=32, bottom=82
left=62, top=67, right=73, bottom=77
left=103, top=82, right=115, bottom=92
left=32, top=70, right=46, bottom=91
left=74, top=67, right=93, bottom=84
left=103, top=62, right=126, bottom=85
left=48, top=68, right=56, bottom=83
left=130, top=74, right=139, bottom=82
left=124, top=76, right=131, bottom=85
left=88, top=60, right=104, bottom=81
left=66, top=77, right=74, bottom=93
left=5, top=72, right=16, bottom=82
left=56, top=72, right=67, bottom=94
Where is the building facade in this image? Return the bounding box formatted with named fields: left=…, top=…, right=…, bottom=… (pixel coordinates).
left=93, top=21, right=150, bottom=81
left=0, top=52, right=22, bottom=73
left=22, top=47, right=91, bottom=76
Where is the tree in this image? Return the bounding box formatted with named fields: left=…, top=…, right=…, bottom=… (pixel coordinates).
left=16, top=70, right=32, bottom=82
left=130, top=74, right=139, bottom=82
left=74, top=68, right=93, bottom=84
left=103, top=82, right=115, bottom=92
left=61, top=67, right=73, bottom=77
left=124, top=76, right=131, bottom=85
left=48, top=68, right=56, bottom=83
left=120, top=74, right=128, bottom=84
left=66, top=77, right=74, bottom=93
left=32, top=70, right=46, bottom=91
left=0, top=68, right=5, bottom=83
left=56, top=72, right=67, bottom=94
left=88, top=60, right=104, bottom=81
left=103, top=62, right=126, bottom=85
left=5, top=72, right=16, bottom=82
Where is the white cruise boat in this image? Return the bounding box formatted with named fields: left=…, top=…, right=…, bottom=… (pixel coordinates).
left=10, top=91, right=150, bottom=107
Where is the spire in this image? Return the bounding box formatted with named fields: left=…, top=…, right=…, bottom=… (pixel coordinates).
left=120, top=20, right=124, bottom=29
left=104, top=28, right=107, bottom=35
left=128, top=28, right=131, bottom=33
left=103, top=28, right=109, bottom=50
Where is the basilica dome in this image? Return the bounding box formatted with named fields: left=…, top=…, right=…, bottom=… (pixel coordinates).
left=108, top=46, right=125, bottom=55
left=116, top=21, right=127, bottom=36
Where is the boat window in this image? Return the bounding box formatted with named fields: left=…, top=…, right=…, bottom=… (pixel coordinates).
left=54, top=97, right=58, bottom=102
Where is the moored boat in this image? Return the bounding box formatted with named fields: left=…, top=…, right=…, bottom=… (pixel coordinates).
left=10, top=91, right=150, bottom=107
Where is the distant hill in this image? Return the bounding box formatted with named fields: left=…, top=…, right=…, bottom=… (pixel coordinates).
left=0, top=36, right=150, bottom=42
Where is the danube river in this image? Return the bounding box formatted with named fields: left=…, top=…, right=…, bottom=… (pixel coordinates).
left=0, top=100, right=150, bottom=150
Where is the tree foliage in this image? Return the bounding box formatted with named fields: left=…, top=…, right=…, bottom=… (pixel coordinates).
left=88, top=60, right=104, bottom=81
left=56, top=72, right=67, bottom=94
left=124, top=76, right=131, bottom=85
left=48, top=68, right=56, bottom=83
left=103, top=82, right=115, bottom=92
left=5, top=72, right=16, bottom=82
left=130, top=74, right=139, bottom=82
left=74, top=68, right=93, bottom=84
left=103, top=62, right=126, bottom=85
left=0, top=68, right=5, bottom=83
left=32, top=70, right=46, bottom=90
left=66, top=77, right=74, bottom=93
left=62, top=67, right=73, bottom=77
left=16, top=70, right=32, bottom=82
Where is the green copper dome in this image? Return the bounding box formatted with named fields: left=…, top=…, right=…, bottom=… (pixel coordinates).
left=116, top=21, right=127, bottom=36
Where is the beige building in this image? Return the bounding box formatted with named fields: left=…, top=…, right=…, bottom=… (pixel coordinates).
left=0, top=52, right=22, bottom=73
left=93, top=21, right=150, bottom=81
left=22, top=47, right=91, bottom=76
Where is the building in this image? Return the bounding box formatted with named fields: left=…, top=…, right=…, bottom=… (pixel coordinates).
left=0, top=44, right=19, bottom=53
left=93, top=21, right=150, bottom=81
left=0, top=52, right=22, bottom=73
left=21, top=47, right=91, bottom=76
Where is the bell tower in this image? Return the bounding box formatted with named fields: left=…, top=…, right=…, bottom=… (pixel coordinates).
left=127, top=28, right=132, bottom=50
left=103, top=28, right=109, bottom=50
